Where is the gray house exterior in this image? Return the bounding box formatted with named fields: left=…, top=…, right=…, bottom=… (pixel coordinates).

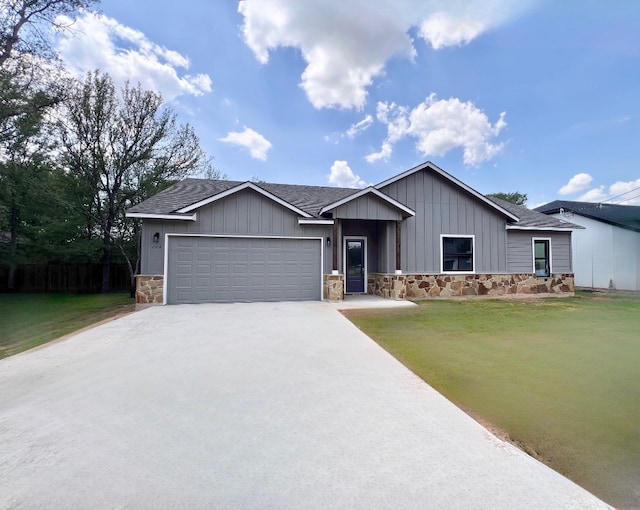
left=126, top=161, right=578, bottom=304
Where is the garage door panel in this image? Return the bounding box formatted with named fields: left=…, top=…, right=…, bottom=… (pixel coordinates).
left=167, top=237, right=321, bottom=304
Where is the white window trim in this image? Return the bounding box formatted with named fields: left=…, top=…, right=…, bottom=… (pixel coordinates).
left=440, top=234, right=476, bottom=274
left=343, top=236, right=367, bottom=294
left=532, top=237, right=552, bottom=277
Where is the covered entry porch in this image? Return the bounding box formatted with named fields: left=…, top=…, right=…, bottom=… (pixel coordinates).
left=318, top=187, right=415, bottom=301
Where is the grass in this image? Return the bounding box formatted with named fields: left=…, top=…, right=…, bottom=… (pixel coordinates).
left=345, top=292, right=640, bottom=509
left=0, top=292, right=135, bottom=359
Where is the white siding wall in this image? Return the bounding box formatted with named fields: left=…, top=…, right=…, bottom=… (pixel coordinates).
left=551, top=213, right=640, bottom=290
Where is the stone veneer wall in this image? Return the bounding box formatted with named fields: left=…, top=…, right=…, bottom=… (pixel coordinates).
left=323, top=274, right=344, bottom=301
left=136, top=275, right=164, bottom=304
left=371, top=273, right=574, bottom=300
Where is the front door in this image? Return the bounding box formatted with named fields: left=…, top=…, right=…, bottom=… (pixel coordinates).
left=346, top=239, right=365, bottom=293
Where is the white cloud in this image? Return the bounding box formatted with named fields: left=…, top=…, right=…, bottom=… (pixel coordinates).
left=609, top=179, right=640, bottom=204
left=419, top=11, right=489, bottom=49
left=558, top=173, right=593, bottom=195
left=328, top=160, right=366, bottom=188
left=219, top=127, right=273, bottom=161
left=346, top=115, right=374, bottom=138
left=367, top=94, right=507, bottom=166
left=577, top=186, right=607, bottom=203
left=55, top=12, right=212, bottom=102
left=577, top=178, right=640, bottom=205
left=238, top=1, right=535, bottom=110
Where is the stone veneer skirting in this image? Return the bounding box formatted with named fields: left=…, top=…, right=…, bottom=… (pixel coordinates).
left=368, top=273, right=575, bottom=300
left=135, top=272, right=573, bottom=304
left=136, top=275, right=164, bottom=304
left=323, top=274, right=344, bottom=301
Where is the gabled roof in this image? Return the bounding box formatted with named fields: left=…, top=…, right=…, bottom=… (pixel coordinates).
left=534, top=200, right=640, bottom=233
left=319, top=186, right=415, bottom=217
left=126, top=178, right=358, bottom=219
left=490, top=198, right=583, bottom=231
left=375, top=161, right=520, bottom=223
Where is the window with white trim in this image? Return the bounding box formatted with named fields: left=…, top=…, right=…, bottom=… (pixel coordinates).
left=441, top=235, right=474, bottom=273
left=533, top=238, right=551, bottom=277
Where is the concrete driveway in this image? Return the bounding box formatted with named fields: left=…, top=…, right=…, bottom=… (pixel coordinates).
left=0, top=302, right=611, bottom=509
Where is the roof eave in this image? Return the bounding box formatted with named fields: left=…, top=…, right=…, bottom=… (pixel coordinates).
left=176, top=181, right=312, bottom=218
left=125, top=212, right=197, bottom=221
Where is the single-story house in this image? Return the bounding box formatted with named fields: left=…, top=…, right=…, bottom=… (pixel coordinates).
left=535, top=200, right=640, bottom=291
left=126, top=161, right=580, bottom=304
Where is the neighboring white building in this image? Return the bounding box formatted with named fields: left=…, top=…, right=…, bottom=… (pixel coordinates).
left=536, top=201, right=640, bottom=291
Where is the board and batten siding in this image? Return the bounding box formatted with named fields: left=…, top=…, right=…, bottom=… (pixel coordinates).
left=379, top=170, right=508, bottom=273
left=506, top=231, right=573, bottom=274
left=332, top=195, right=403, bottom=221
left=140, top=189, right=332, bottom=274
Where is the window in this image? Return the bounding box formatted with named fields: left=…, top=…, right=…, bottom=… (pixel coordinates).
left=441, top=235, right=474, bottom=273
left=533, top=238, right=551, bottom=277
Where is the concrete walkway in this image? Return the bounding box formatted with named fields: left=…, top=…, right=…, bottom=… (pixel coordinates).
left=0, top=302, right=611, bottom=509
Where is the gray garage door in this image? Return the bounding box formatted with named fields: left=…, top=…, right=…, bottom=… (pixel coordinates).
left=167, top=236, right=321, bottom=304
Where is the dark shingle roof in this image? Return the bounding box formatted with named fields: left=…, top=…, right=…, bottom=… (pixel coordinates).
left=489, top=198, right=581, bottom=230
left=127, top=179, right=358, bottom=217
left=129, top=178, right=583, bottom=230
left=534, top=200, right=640, bottom=233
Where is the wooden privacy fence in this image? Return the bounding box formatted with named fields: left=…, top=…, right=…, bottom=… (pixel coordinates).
left=0, top=263, right=131, bottom=292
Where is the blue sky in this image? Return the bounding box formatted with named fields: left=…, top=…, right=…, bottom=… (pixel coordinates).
left=54, top=0, right=639, bottom=206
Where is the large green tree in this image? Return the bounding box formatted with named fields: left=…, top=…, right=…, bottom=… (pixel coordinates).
left=55, top=71, right=211, bottom=293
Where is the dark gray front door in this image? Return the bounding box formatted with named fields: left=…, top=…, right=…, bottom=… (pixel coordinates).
left=346, top=239, right=365, bottom=293
left=167, top=236, right=321, bottom=304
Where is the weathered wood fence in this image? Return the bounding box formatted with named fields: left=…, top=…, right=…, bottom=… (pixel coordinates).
left=0, top=263, right=130, bottom=292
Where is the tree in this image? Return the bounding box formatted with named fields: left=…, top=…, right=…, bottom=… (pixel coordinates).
left=0, top=0, right=98, bottom=68
left=0, top=0, right=98, bottom=148
left=55, top=71, right=210, bottom=293
left=486, top=191, right=528, bottom=206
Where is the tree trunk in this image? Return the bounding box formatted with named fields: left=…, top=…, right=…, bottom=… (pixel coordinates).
left=101, top=248, right=111, bottom=293
left=7, top=205, right=19, bottom=292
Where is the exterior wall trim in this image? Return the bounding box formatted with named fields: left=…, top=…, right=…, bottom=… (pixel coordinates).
left=163, top=233, right=324, bottom=304
left=343, top=236, right=367, bottom=294
left=532, top=237, right=553, bottom=276
left=126, top=212, right=197, bottom=221
left=507, top=225, right=577, bottom=231
left=440, top=234, right=476, bottom=275
left=298, top=218, right=334, bottom=225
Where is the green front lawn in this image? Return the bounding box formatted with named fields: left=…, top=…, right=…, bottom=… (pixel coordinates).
left=345, top=292, right=640, bottom=509
left=0, top=292, right=134, bottom=359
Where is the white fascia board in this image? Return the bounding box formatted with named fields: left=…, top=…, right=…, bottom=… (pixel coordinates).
left=375, top=161, right=520, bottom=222
left=298, top=218, right=334, bottom=225
left=506, top=225, right=580, bottom=231
left=126, top=212, right=197, bottom=221
left=319, top=186, right=415, bottom=217
left=176, top=181, right=312, bottom=218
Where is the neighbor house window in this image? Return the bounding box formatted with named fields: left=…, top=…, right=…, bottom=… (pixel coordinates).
left=533, top=238, right=551, bottom=277
left=441, top=235, right=475, bottom=273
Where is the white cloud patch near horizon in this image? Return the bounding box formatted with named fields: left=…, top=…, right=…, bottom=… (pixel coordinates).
left=366, top=94, right=507, bottom=166
left=558, top=173, right=593, bottom=195
left=577, top=178, right=640, bottom=205
left=238, top=0, right=536, bottom=110
left=219, top=127, right=273, bottom=161
left=54, top=12, right=212, bottom=102
left=328, top=161, right=367, bottom=188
